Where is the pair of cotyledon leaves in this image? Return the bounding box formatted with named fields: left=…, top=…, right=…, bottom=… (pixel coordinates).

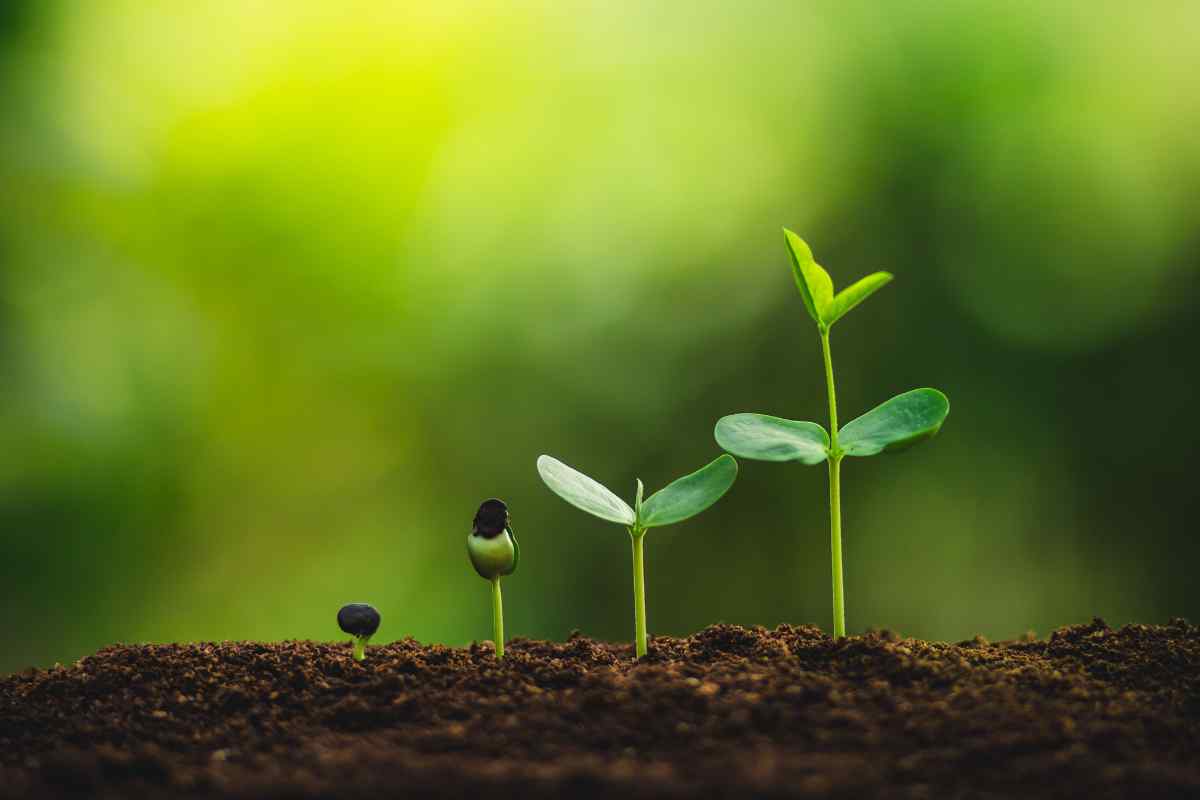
left=714, top=387, right=947, bottom=463
left=717, top=230, right=948, bottom=463
left=537, top=453, right=738, bottom=531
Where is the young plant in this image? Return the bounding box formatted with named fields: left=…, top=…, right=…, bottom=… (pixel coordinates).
left=537, top=453, right=737, bottom=658
left=337, top=603, right=381, bottom=662
left=714, top=230, right=949, bottom=639
left=467, top=498, right=519, bottom=660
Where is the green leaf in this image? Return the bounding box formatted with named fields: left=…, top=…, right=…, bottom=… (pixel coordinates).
left=827, top=271, right=893, bottom=325
left=784, top=229, right=834, bottom=327
left=537, top=455, right=635, bottom=525
left=639, top=454, right=738, bottom=529
left=635, top=478, right=644, bottom=518
left=839, top=388, right=950, bottom=457
left=714, top=413, right=830, bottom=465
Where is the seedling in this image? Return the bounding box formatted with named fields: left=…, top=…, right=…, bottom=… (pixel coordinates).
left=537, top=454, right=737, bottom=658
left=714, top=230, right=949, bottom=639
left=337, top=603, right=381, bottom=662
left=468, top=498, right=520, bottom=660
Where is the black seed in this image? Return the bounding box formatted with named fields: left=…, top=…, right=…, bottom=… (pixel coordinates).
left=473, top=498, right=509, bottom=539
left=337, top=603, right=381, bottom=637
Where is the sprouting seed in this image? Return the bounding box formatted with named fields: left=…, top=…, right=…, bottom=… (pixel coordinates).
left=337, top=603, right=381, bottom=662
left=714, top=230, right=949, bottom=639
left=468, top=498, right=519, bottom=660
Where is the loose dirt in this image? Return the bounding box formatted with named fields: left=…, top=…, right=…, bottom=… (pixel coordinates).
left=2, top=618, right=1197, bottom=798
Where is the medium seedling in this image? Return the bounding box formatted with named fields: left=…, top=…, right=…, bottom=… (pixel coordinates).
left=468, top=498, right=520, bottom=659
left=337, top=603, right=381, bottom=662
left=714, top=230, right=949, bottom=639
left=537, top=454, right=737, bottom=658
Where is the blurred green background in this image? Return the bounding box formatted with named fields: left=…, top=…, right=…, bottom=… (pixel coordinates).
left=2, top=1, right=1198, bottom=673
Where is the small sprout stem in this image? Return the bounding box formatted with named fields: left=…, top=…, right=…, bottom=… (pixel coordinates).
left=630, top=527, right=648, bottom=658
left=352, top=637, right=366, bottom=662
left=491, top=576, right=505, bottom=660
left=820, top=328, right=847, bottom=639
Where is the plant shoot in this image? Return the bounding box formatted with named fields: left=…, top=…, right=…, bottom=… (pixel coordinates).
left=714, top=230, right=949, bottom=639
left=468, top=498, right=520, bottom=659
left=337, top=603, right=381, bottom=662
left=537, top=454, right=737, bottom=658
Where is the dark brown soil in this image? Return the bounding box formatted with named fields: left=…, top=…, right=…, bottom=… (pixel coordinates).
left=2, top=618, right=1198, bottom=799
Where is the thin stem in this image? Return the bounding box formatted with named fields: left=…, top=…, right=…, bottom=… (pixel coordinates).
left=630, top=528, right=648, bottom=658
left=820, top=328, right=847, bottom=639
left=491, top=577, right=505, bottom=660
left=828, top=456, right=845, bottom=639
left=352, top=637, right=365, bottom=662
left=821, top=329, right=839, bottom=441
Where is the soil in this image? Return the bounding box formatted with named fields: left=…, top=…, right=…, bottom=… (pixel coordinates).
left=1, top=618, right=1197, bottom=799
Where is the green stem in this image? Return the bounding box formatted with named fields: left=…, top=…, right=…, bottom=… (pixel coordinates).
left=491, top=577, right=505, bottom=660
left=828, top=455, right=845, bottom=639
left=630, top=528, right=648, bottom=658
left=821, top=329, right=839, bottom=437
left=820, top=328, right=847, bottom=639
left=352, top=637, right=365, bottom=662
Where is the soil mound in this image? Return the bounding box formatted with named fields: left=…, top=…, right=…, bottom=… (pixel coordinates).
left=2, top=618, right=1197, bottom=798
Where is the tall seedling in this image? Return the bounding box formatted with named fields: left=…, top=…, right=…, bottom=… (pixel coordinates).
left=715, top=231, right=949, bottom=638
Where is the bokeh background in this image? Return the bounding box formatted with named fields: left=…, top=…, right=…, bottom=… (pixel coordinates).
left=2, top=1, right=1199, bottom=673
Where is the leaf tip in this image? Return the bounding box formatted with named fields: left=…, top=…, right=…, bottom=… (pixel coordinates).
left=931, top=387, right=950, bottom=418
left=782, top=228, right=812, bottom=257
left=535, top=454, right=561, bottom=480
